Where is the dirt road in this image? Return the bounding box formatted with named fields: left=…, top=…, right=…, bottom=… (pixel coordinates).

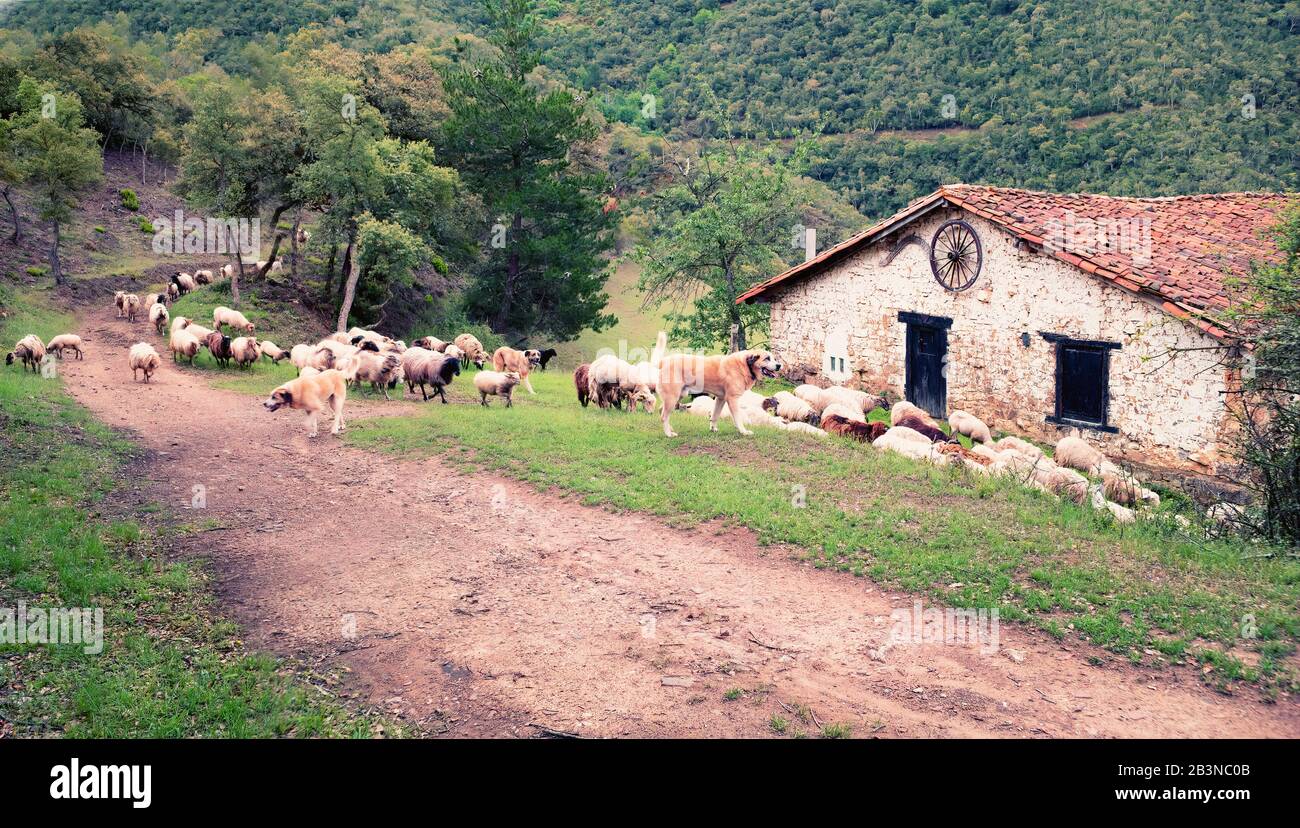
left=61, top=304, right=1299, bottom=738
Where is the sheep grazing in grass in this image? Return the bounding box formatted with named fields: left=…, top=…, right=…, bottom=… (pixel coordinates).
left=895, top=415, right=957, bottom=444
left=213, top=306, right=254, bottom=334
left=169, top=328, right=201, bottom=364
left=454, top=334, right=487, bottom=369
left=231, top=336, right=261, bottom=369
left=124, top=293, right=141, bottom=322
left=402, top=348, right=460, bottom=403
left=193, top=269, right=213, bottom=285
left=1054, top=435, right=1108, bottom=475
left=258, top=340, right=289, bottom=363
left=474, top=370, right=520, bottom=407
left=820, top=401, right=866, bottom=424
left=947, top=409, right=992, bottom=444
left=763, top=391, right=821, bottom=426
left=128, top=342, right=162, bottom=382
left=46, top=334, right=84, bottom=360
left=150, top=302, right=169, bottom=334
left=114, top=291, right=127, bottom=318
left=184, top=322, right=214, bottom=341
left=6, top=334, right=46, bottom=372
left=890, top=400, right=937, bottom=428
left=204, top=331, right=234, bottom=368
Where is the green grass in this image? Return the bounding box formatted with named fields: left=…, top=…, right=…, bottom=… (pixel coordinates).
left=346, top=369, right=1300, bottom=691
left=168, top=282, right=328, bottom=349
left=0, top=287, right=396, bottom=737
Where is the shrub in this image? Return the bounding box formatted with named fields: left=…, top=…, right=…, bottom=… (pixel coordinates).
left=119, top=188, right=139, bottom=211
left=138, top=217, right=154, bottom=233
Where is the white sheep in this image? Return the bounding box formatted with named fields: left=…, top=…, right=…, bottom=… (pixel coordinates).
left=169, top=329, right=201, bottom=364
left=473, top=370, right=521, bottom=407
left=128, top=342, right=162, bottom=382
left=231, top=336, right=261, bottom=369
left=150, top=302, right=169, bottom=334
left=213, top=306, right=254, bottom=334
left=1054, top=435, right=1107, bottom=475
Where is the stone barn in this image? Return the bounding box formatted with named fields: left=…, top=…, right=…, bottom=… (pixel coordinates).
left=738, top=185, right=1291, bottom=482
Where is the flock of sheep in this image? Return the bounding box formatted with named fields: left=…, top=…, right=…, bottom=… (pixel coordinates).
left=571, top=346, right=1161, bottom=524
left=5, top=274, right=1163, bottom=526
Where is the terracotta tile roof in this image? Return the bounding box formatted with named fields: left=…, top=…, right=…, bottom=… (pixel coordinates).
left=737, top=185, right=1295, bottom=341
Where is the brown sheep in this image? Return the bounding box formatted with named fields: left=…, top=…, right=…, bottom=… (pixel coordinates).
left=890, top=400, right=938, bottom=428
left=896, top=415, right=957, bottom=444
left=821, top=415, right=886, bottom=442
left=574, top=364, right=591, bottom=407
left=204, top=331, right=234, bottom=368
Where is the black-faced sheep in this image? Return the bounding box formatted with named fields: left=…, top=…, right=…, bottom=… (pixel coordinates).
left=402, top=348, right=460, bottom=403
left=6, top=334, right=46, bottom=372
left=204, top=331, right=234, bottom=368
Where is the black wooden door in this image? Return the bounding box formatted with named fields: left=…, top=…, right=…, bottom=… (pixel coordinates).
left=905, top=322, right=948, bottom=419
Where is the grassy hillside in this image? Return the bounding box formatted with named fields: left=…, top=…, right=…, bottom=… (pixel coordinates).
left=548, top=259, right=669, bottom=369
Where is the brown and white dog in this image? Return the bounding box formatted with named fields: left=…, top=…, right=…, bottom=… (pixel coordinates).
left=657, top=348, right=782, bottom=437
left=262, top=369, right=348, bottom=438
left=491, top=346, right=541, bottom=394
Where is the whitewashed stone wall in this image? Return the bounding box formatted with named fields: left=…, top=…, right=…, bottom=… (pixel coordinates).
left=764, top=209, right=1235, bottom=477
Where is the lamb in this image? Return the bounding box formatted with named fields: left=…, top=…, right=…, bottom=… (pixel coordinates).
left=45, top=334, right=84, bottom=360
left=821, top=414, right=885, bottom=442
left=213, top=306, right=254, bottom=334
left=231, top=336, right=261, bottom=369
left=257, top=340, right=289, bottom=363
left=895, top=415, right=957, bottom=444
left=193, top=270, right=213, bottom=285
left=169, top=328, right=202, bottom=364
left=1053, top=435, right=1108, bottom=475
left=339, top=349, right=403, bottom=399
left=820, top=402, right=866, bottom=424
left=114, top=291, right=127, bottom=318
left=124, top=293, right=141, bottom=322
left=150, top=302, right=169, bottom=334
left=574, top=364, right=592, bottom=406
left=890, top=400, right=937, bottom=428
left=6, top=334, right=46, bottom=372
left=454, top=334, right=487, bottom=368
left=204, top=331, right=234, bottom=368
left=128, top=342, right=162, bottom=383
left=947, top=409, right=992, bottom=444
left=473, top=370, right=521, bottom=407
left=166, top=282, right=179, bottom=301
left=588, top=354, right=635, bottom=410
left=762, top=391, right=821, bottom=426
left=402, top=348, right=460, bottom=403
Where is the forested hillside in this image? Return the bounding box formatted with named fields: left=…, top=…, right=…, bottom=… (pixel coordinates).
left=2, top=0, right=1296, bottom=344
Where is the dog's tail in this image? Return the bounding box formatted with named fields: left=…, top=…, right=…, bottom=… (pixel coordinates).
left=650, top=330, right=667, bottom=368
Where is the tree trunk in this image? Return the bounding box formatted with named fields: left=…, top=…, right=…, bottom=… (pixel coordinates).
left=335, top=238, right=353, bottom=306
left=226, top=225, right=244, bottom=307
left=494, top=211, right=524, bottom=331
left=50, top=220, right=64, bottom=285
left=336, top=235, right=360, bottom=332
left=140, top=138, right=148, bottom=184
left=2, top=185, right=20, bottom=243
left=724, top=260, right=745, bottom=351
left=258, top=232, right=287, bottom=278
left=289, top=206, right=303, bottom=280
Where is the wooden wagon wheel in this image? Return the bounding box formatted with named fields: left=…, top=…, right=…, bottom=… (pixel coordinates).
left=929, top=219, right=983, bottom=292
